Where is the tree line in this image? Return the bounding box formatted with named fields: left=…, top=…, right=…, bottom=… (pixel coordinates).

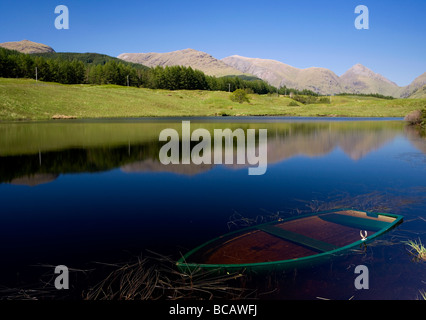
left=0, top=47, right=318, bottom=95
left=336, top=92, right=395, bottom=100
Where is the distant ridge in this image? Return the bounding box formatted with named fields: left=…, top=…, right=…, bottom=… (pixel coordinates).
left=340, top=63, right=400, bottom=97
left=407, top=84, right=426, bottom=99
left=221, top=55, right=301, bottom=89
left=222, top=55, right=402, bottom=97
left=400, top=72, right=426, bottom=98
left=117, top=49, right=244, bottom=77
left=0, top=40, right=55, bottom=54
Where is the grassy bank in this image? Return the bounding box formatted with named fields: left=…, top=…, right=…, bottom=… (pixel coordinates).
left=1, top=78, right=425, bottom=120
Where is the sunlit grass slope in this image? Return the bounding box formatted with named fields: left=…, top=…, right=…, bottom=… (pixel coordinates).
left=0, top=78, right=424, bottom=120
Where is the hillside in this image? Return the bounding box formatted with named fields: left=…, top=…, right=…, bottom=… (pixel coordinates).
left=294, top=67, right=343, bottom=95
left=32, top=52, right=149, bottom=70
left=408, top=84, right=426, bottom=99
left=400, top=72, right=426, bottom=98
left=222, top=55, right=403, bottom=97
left=117, top=49, right=244, bottom=77
left=340, top=63, right=400, bottom=97
left=221, top=55, right=345, bottom=94
left=0, top=40, right=55, bottom=54
left=0, top=78, right=423, bottom=121
left=220, top=55, right=300, bottom=89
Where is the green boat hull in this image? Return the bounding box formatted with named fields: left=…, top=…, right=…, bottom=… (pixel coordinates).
left=176, top=209, right=403, bottom=274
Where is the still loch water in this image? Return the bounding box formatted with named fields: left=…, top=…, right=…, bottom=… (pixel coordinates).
left=0, top=117, right=425, bottom=300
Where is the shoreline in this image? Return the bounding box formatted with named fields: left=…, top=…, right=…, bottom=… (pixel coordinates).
left=0, top=115, right=406, bottom=124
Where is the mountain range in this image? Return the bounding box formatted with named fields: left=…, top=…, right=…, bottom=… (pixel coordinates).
left=114, top=50, right=426, bottom=98
left=118, top=48, right=426, bottom=98
left=220, top=55, right=424, bottom=98
left=1, top=40, right=425, bottom=98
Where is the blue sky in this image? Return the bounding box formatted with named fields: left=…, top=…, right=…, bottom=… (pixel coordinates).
left=0, top=0, right=425, bottom=86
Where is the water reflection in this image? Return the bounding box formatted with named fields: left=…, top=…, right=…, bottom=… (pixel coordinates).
left=0, top=119, right=424, bottom=185
left=1, top=118, right=426, bottom=299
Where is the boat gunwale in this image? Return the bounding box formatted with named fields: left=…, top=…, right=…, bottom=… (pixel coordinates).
left=176, top=208, right=404, bottom=271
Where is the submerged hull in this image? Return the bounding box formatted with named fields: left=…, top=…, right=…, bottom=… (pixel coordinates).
left=176, top=209, right=403, bottom=273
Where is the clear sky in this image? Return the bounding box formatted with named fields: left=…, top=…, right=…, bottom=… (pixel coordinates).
left=0, top=0, right=425, bottom=86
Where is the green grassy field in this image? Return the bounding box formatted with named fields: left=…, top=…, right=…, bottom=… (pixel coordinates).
left=0, top=78, right=425, bottom=120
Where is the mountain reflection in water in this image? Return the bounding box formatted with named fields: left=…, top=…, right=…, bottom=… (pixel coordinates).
left=0, top=118, right=424, bottom=185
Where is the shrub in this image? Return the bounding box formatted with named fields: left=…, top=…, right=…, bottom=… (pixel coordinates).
left=288, top=101, right=299, bottom=106
left=404, top=110, right=422, bottom=125
left=318, top=97, right=331, bottom=104
left=292, top=95, right=330, bottom=105
left=230, top=89, right=250, bottom=104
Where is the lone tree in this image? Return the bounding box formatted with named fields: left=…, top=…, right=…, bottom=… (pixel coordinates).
left=230, top=89, right=250, bottom=104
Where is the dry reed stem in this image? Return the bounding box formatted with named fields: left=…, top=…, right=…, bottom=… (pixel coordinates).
left=83, top=253, right=250, bottom=300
